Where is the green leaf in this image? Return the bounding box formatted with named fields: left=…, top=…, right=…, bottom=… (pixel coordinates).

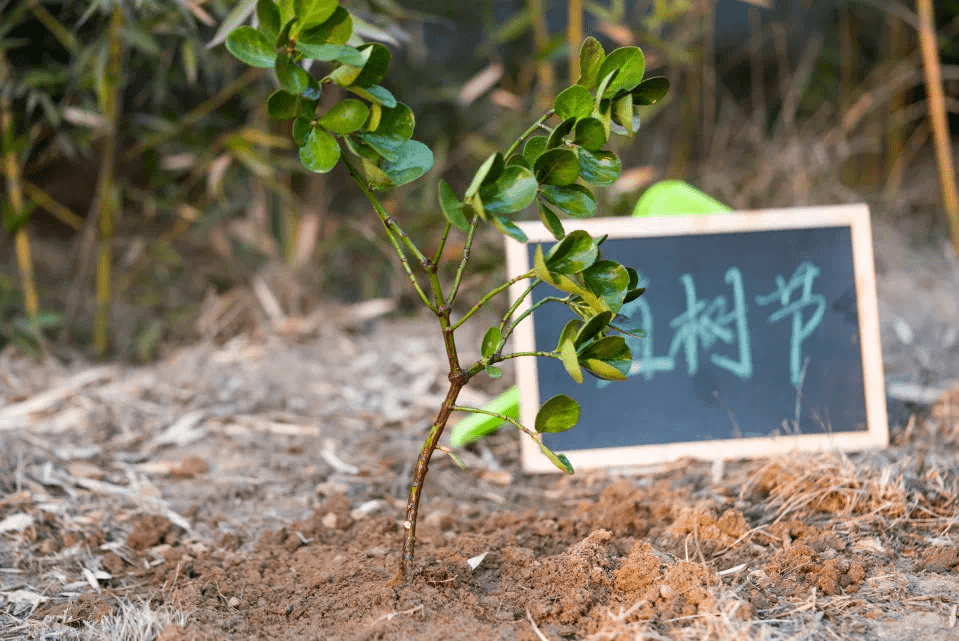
left=540, top=270, right=610, bottom=315
left=523, top=136, right=548, bottom=166
left=318, top=99, right=369, bottom=134
left=362, top=156, right=396, bottom=190
left=581, top=358, right=628, bottom=381
left=506, top=154, right=530, bottom=169
left=545, top=229, right=598, bottom=274
left=298, top=94, right=319, bottom=118
left=594, top=69, right=618, bottom=111
left=577, top=148, right=621, bottom=187
left=267, top=90, right=298, bottom=119
left=381, top=139, right=434, bottom=187
left=595, top=98, right=613, bottom=139
left=613, top=93, right=634, bottom=137
left=583, top=260, right=630, bottom=314
left=347, top=84, right=397, bottom=108
left=596, top=46, right=645, bottom=98
left=443, top=448, right=466, bottom=470
left=257, top=0, right=281, bottom=41
left=327, top=48, right=369, bottom=86
left=438, top=180, right=469, bottom=231
left=535, top=394, right=580, bottom=433
left=538, top=441, right=574, bottom=474
left=573, top=117, right=607, bottom=150
left=278, top=0, right=294, bottom=24
left=623, top=287, right=647, bottom=304
left=534, top=148, right=580, bottom=186
left=299, top=127, right=340, bottom=173
left=632, top=76, right=669, bottom=105
left=357, top=102, right=414, bottom=162
left=578, top=336, right=631, bottom=380
left=225, top=26, right=276, bottom=68
left=210, top=0, right=258, bottom=50
left=541, top=184, right=596, bottom=219
left=537, top=202, right=565, bottom=240
left=610, top=114, right=641, bottom=137
left=559, top=338, right=583, bottom=384
left=491, top=216, right=529, bottom=242
left=482, top=326, right=501, bottom=358
left=557, top=319, right=583, bottom=350
left=293, top=0, right=338, bottom=31
left=485, top=364, right=504, bottom=379
left=276, top=53, right=311, bottom=94
left=302, top=76, right=322, bottom=101
left=554, top=85, right=594, bottom=121
left=295, top=42, right=363, bottom=65
left=575, top=310, right=612, bottom=347
left=293, top=117, right=312, bottom=146
left=479, top=166, right=538, bottom=215
left=275, top=16, right=295, bottom=47
left=298, top=6, right=352, bottom=44
left=577, top=36, right=605, bottom=90
left=464, top=152, right=504, bottom=199
left=547, top=117, right=576, bottom=149
left=533, top=244, right=551, bottom=282
left=352, top=43, right=391, bottom=88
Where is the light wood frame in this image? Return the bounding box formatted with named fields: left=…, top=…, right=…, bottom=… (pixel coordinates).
left=504, top=204, right=888, bottom=473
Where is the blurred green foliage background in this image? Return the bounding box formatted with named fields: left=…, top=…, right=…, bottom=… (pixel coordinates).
left=0, top=0, right=956, bottom=359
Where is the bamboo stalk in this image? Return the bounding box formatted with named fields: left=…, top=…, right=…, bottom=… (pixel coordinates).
left=1, top=59, right=39, bottom=323
left=93, top=5, right=123, bottom=357
left=568, top=0, right=583, bottom=85
left=528, top=0, right=554, bottom=108
left=917, top=0, right=959, bottom=252
left=22, top=181, right=84, bottom=230
left=886, top=4, right=909, bottom=184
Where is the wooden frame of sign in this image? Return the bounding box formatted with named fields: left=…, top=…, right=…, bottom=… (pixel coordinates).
left=504, top=204, right=888, bottom=473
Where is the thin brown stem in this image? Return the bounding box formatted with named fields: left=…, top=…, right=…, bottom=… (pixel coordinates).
left=395, top=370, right=467, bottom=583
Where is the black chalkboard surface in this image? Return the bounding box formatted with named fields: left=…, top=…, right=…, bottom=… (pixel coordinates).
left=504, top=205, right=888, bottom=472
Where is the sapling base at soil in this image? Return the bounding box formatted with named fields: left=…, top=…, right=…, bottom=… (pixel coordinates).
left=224, top=0, right=669, bottom=582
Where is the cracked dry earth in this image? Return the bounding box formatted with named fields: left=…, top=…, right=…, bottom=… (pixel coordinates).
left=1, top=222, right=959, bottom=640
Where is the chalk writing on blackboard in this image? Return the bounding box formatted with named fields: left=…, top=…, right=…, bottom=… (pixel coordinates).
left=755, top=262, right=826, bottom=385
left=602, top=261, right=825, bottom=388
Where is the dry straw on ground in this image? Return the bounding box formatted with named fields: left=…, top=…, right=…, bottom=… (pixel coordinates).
left=1, top=313, right=958, bottom=640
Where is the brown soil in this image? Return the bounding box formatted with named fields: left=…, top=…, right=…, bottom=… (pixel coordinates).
left=2, top=312, right=959, bottom=640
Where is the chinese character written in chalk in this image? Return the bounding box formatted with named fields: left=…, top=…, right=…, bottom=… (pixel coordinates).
left=667, top=267, right=753, bottom=380
left=599, top=262, right=827, bottom=387
left=755, top=262, right=826, bottom=386
left=606, top=267, right=753, bottom=387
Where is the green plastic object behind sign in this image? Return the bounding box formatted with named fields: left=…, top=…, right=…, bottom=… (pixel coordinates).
left=632, top=179, right=730, bottom=217
left=448, top=180, right=728, bottom=448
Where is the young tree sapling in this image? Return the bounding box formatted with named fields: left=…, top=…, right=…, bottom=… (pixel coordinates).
left=223, top=0, right=668, bottom=583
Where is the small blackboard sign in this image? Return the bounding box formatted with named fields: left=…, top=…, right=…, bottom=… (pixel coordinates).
left=504, top=204, right=888, bottom=473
